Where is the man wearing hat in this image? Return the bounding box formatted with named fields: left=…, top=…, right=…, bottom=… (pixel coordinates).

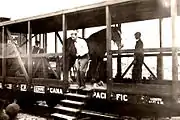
left=71, top=30, right=89, bottom=89
left=132, top=32, right=144, bottom=82
left=32, top=40, right=40, bottom=54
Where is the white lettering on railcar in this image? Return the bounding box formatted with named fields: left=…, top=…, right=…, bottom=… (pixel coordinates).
left=116, top=94, right=128, bottom=101
left=20, top=84, right=27, bottom=91
left=49, top=88, right=63, bottom=94
left=93, top=92, right=106, bottom=99
left=149, top=98, right=163, bottom=104
left=34, top=86, right=45, bottom=94
left=6, top=84, right=12, bottom=89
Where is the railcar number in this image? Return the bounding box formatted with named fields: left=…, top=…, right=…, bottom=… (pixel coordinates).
left=49, top=87, right=63, bottom=94
left=34, top=86, right=45, bottom=94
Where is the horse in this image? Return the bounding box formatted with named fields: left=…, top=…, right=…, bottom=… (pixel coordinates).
left=86, top=27, right=123, bottom=83
left=59, top=37, right=77, bottom=81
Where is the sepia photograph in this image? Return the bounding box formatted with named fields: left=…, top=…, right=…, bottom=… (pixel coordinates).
left=0, top=0, right=180, bottom=119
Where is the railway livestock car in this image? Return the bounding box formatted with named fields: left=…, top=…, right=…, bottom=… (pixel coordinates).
left=0, top=0, right=180, bottom=119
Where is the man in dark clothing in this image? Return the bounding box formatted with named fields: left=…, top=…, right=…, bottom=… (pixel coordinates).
left=32, top=40, right=40, bottom=54
left=132, top=32, right=144, bottom=82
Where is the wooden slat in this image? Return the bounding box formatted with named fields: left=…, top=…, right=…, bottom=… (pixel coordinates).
left=65, top=93, right=88, bottom=98
left=3, top=52, right=180, bottom=59
left=55, top=105, right=80, bottom=112
left=51, top=113, right=76, bottom=120
left=61, top=100, right=84, bottom=105
left=82, top=110, right=119, bottom=119
left=4, top=52, right=62, bottom=59
left=112, top=47, right=180, bottom=54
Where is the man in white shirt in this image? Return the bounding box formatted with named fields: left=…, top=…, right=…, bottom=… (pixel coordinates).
left=71, top=30, right=89, bottom=89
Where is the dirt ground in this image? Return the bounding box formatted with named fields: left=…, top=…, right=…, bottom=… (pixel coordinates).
left=17, top=113, right=47, bottom=120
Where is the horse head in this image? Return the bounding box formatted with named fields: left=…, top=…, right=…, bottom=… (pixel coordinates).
left=111, top=27, right=123, bottom=49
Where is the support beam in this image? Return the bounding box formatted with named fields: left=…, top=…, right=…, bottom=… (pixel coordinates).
left=62, top=14, right=68, bottom=85
left=19, top=34, right=36, bottom=48
left=82, top=28, right=85, bottom=39
left=121, top=60, right=134, bottom=78
left=6, top=29, right=29, bottom=82
left=38, top=34, right=41, bottom=48
left=28, top=21, right=32, bottom=86
left=106, top=5, right=112, bottom=100
left=116, top=23, right=122, bottom=79
left=55, top=32, right=57, bottom=53
left=19, top=33, right=22, bottom=45
left=25, top=34, right=27, bottom=54
left=56, top=32, right=63, bottom=45
left=143, top=62, right=157, bottom=80
left=171, top=0, right=178, bottom=102
left=35, top=34, right=38, bottom=42
left=43, top=33, right=47, bottom=53
left=2, top=26, right=6, bottom=84
left=157, top=18, right=163, bottom=80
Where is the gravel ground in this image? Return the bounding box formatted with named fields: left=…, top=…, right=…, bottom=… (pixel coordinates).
left=16, top=113, right=47, bottom=120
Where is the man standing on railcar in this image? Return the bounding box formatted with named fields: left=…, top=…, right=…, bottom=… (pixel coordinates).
left=132, top=32, right=144, bottom=82
left=32, top=40, right=41, bottom=54
left=71, top=30, right=89, bottom=89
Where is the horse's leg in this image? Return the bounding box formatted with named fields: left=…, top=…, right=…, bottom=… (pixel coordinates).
left=91, top=57, right=98, bottom=84
left=95, top=58, right=102, bottom=82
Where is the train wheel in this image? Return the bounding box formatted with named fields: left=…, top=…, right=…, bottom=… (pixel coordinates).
left=46, top=98, right=58, bottom=108
left=16, top=92, right=36, bottom=109
left=46, top=95, right=62, bottom=108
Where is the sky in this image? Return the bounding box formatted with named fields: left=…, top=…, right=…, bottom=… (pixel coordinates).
left=1, top=0, right=180, bottom=80
left=0, top=0, right=104, bottom=20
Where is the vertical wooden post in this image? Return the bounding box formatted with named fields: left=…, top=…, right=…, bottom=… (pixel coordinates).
left=55, top=32, right=57, bottom=53
left=25, top=34, right=27, bottom=54
left=117, top=23, right=122, bottom=79
left=171, top=0, right=178, bottom=102
left=157, top=19, right=163, bottom=80
left=44, top=33, right=47, bottom=53
left=35, top=34, right=38, bottom=42
left=39, top=34, right=41, bottom=48
left=43, top=33, right=47, bottom=53
left=82, top=28, right=85, bottom=39
left=62, top=14, right=68, bottom=86
left=2, top=26, right=6, bottom=84
left=19, top=33, right=22, bottom=45
left=106, top=6, right=112, bottom=100
left=28, top=21, right=32, bottom=87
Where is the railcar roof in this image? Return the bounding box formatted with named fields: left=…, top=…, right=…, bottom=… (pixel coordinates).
left=0, top=0, right=179, bottom=34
